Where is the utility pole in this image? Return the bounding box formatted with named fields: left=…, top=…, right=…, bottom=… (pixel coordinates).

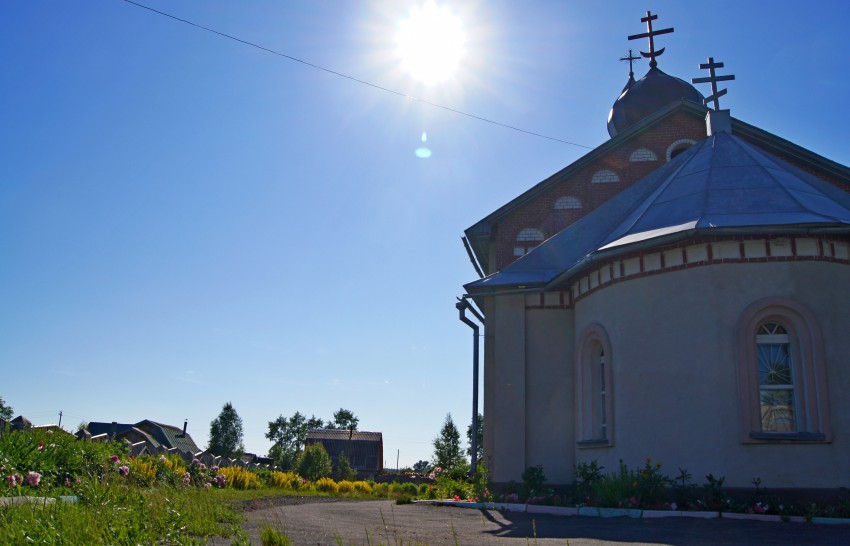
left=58, top=410, right=63, bottom=429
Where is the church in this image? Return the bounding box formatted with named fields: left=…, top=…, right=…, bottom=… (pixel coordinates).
left=460, top=12, right=850, bottom=489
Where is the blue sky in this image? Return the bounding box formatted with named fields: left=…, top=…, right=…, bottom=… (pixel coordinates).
left=2, top=1, right=848, bottom=467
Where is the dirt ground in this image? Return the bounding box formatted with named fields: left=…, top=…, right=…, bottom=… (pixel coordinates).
left=206, top=496, right=850, bottom=546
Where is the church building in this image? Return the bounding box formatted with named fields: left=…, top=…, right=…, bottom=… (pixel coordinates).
left=461, top=12, right=850, bottom=489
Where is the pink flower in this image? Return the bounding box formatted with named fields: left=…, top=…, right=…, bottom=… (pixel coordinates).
left=26, top=472, right=41, bottom=487
left=215, top=475, right=226, bottom=487
left=64, top=478, right=72, bottom=487
left=118, top=466, right=130, bottom=478
left=37, top=442, right=44, bottom=451
left=159, top=455, right=167, bottom=463
left=110, top=455, right=119, bottom=464
left=192, top=458, right=200, bottom=465
left=204, top=482, right=212, bottom=490
left=183, top=472, right=191, bottom=485
left=199, top=463, right=207, bottom=471
left=6, top=474, right=20, bottom=487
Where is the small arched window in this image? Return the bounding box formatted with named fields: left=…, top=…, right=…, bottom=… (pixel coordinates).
left=756, top=322, right=797, bottom=433
left=576, top=324, right=614, bottom=447
left=666, top=139, right=697, bottom=161
left=514, top=228, right=545, bottom=257
left=591, top=169, right=620, bottom=184
left=629, top=148, right=658, bottom=162
left=554, top=196, right=582, bottom=210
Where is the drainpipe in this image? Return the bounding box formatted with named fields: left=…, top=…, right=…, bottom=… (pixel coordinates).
left=456, top=298, right=482, bottom=474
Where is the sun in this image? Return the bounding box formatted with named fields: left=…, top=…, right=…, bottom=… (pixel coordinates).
left=395, top=2, right=466, bottom=85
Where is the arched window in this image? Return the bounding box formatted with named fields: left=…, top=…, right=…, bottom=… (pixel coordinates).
left=591, top=169, right=620, bottom=184
left=514, top=228, right=545, bottom=257
left=756, top=322, right=796, bottom=432
left=554, top=196, right=582, bottom=210
left=736, top=298, right=831, bottom=443
left=629, top=148, right=658, bottom=162
left=666, top=139, right=697, bottom=161
left=576, top=324, right=614, bottom=447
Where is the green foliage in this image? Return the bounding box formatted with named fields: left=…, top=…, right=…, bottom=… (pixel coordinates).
left=208, top=402, right=245, bottom=458
left=0, top=394, right=13, bottom=420
left=260, top=525, right=292, bottom=546
left=297, top=443, right=333, bottom=481
left=466, top=413, right=483, bottom=460
left=522, top=464, right=546, bottom=497
left=574, top=460, right=604, bottom=500
left=265, top=411, right=324, bottom=470
left=434, top=474, right=473, bottom=500
left=335, top=451, right=357, bottom=481
left=326, top=408, right=359, bottom=431
left=432, top=413, right=465, bottom=471
left=412, top=460, right=430, bottom=474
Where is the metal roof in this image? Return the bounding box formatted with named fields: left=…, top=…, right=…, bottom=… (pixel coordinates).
left=465, top=131, right=850, bottom=294
left=306, top=429, right=382, bottom=442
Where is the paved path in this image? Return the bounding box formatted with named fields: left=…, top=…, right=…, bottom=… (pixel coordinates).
left=209, top=497, right=850, bottom=545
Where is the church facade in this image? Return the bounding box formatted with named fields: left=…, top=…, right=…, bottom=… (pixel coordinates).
left=461, top=14, right=850, bottom=489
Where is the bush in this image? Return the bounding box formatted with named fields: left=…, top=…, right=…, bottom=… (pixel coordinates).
left=315, top=477, right=339, bottom=493
left=522, top=464, right=546, bottom=497
left=219, top=467, right=263, bottom=490
left=397, top=482, right=418, bottom=496
left=268, top=471, right=301, bottom=489
left=296, top=444, right=333, bottom=481
left=353, top=481, right=372, bottom=495
left=337, top=480, right=355, bottom=494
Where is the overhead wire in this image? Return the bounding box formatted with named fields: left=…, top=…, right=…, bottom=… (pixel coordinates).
left=121, top=0, right=593, bottom=150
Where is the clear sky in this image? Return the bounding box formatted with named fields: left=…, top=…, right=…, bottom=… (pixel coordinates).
left=2, top=1, right=848, bottom=468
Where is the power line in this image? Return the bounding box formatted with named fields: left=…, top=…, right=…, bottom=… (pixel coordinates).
left=121, top=0, right=593, bottom=150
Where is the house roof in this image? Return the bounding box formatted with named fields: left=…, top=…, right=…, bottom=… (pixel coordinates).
left=465, top=130, right=850, bottom=294
left=306, top=429, right=382, bottom=442
left=87, top=420, right=200, bottom=455
left=464, top=101, right=850, bottom=276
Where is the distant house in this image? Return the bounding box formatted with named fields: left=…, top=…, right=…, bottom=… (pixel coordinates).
left=306, top=429, right=383, bottom=477
left=84, top=420, right=201, bottom=460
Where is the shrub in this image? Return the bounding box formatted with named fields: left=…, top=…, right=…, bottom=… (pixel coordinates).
left=315, top=477, right=339, bottom=494
left=335, top=451, right=357, bottom=481
left=268, top=471, right=300, bottom=489
left=296, top=444, right=332, bottom=481
left=128, top=457, right=157, bottom=487
left=260, top=525, right=292, bottom=546
left=397, top=482, right=418, bottom=496
left=352, top=481, right=372, bottom=495
left=522, top=464, right=546, bottom=497
left=219, top=467, right=263, bottom=490
left=337, top=480, right=355, bottom=494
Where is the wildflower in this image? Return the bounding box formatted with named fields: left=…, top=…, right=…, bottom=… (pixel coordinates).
left=159, top=455, right=167, bottom=463
left=37, top=442, right=44, bottom=451
left=64, top=478, right=72, bottom=487
left=26, top=472, right=41, bottom=487
left=110, top=455, right=120, bottom=464
left=215, top=475, right=226, bottom=487
left=211, top=466, right=219, bottom=472
left=199, top=463, right=207, bottom=471
left=183, top=472, right=191, bottom=486
left=6, top=474, right=20, bottom=488
left=204, top=482, right=212, bottom=490
left=118, top=466, right=130, bottom=478
left=192, top=458, right=200, bottom=465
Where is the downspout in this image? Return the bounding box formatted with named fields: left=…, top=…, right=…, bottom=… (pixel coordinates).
left=456, top=298, right=482, bottom=473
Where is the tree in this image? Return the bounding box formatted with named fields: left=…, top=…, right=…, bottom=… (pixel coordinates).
left=432, top=413, right=465, bottom=470
left=0, top=395, right=12, bottom=421
left=335, top=451, right=357, bottom=481
left=412, top=460, right=430, bottom=474
left=325, top=408, right=359, bottom=432
left=297, top=442, right=333, bottom=481
left=208, top=402, right=245, bottom=458
left=266, top=411, right=324, bottom=469
left=466, top=413, right=484, bottom=460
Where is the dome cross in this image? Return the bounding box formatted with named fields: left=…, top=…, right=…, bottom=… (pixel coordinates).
left=627, top=11, right=673, bottom=68
left=691, top=57, right=736, bottom=110
left=620, top=49, right=641, bottom=79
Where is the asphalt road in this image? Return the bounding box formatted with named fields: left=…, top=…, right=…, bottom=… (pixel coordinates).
left=209, top=497, right=850, bottom=546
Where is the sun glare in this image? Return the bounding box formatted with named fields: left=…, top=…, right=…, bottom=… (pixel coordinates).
left=396, top=2, right=465, bottom=85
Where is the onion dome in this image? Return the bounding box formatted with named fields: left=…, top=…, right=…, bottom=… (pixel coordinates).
left=607, top=67, right=705, bottom=137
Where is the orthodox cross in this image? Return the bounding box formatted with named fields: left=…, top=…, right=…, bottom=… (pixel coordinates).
left=620, top=49, right=641, bottom=79
left=628, top=11, right=674, bottom=68
left=691, top=57, right=736, bottom=110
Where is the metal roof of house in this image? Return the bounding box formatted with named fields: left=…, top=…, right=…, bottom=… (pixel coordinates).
left=306, top=429, right=382, bottom=442
left=87, top=420, right=200, bottom=455
left=465, top=130, right=850, bottom=294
